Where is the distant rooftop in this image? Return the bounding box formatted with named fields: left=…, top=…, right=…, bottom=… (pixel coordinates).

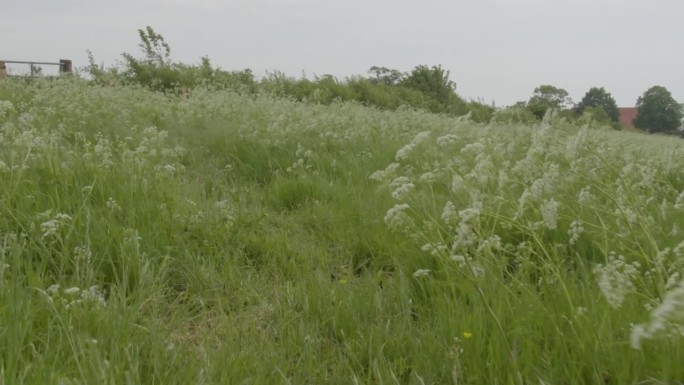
left=618, top=107, right=638, bottom=129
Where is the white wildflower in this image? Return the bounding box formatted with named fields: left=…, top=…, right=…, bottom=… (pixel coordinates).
left=74, top=246, right=92, bottom=262
left=419, top=171, right=437, bottom=184
left=449, top=254, right=485, bottom=277
left=676, top=190, right=684, bottom=210
left=390, top=176, right=415, bottom=201
left=631, top=278, right=684, bottom=349
left=529, top=178, right=545, bottom=200
left=36, top=210, right=53, bottom=220
left=568, top=220, right=584, bottom=245
left=47, top=284, right=61, bottom=296
left=514, top=189, right=532, bottom=220
left=436, top=134, right=459, bottom=147
left=541, top=199, right=559, bottom=230
left=674, top=241, right=684, bottom=258
left=667, top=272, right=681, bottom=290
left=421, top=243, right=447, bottom=256
left=577, top=186, right=595, bottom=206
left=188, top=211, right=206, bottom=225
left=384, top=204, right=413, bottom=232
left=594, top=253, right=640, bottom=309
left=451, top=174, right=465, bottom=193
left=461, top=142, right=485, bottom=157
left=395, top=131, right=430, bottom=161
left=476, top=235, right=502, bottom=254
left=0, top=100, right=15, bottom=116
left=452, top=207, right=480, bottom=250
left=369, top=162, right=400, bottom=182
left=395, top=144, right=414, bottom=161
left=441, top=201, right=459, bottom=227
left=80, top=285, right=107, bottom=308
left=106, top=197, right=122, bottom=212
left=616, top=206, right=639, bottom=226
left=40, top=213, right=72, bottom=239
left=413, top=269, right=431, bottom=278
left=63, top=287, right=81, bottom=295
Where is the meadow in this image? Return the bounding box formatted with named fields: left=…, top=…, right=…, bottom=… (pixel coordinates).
left=0, top=77, right=683, bottom=384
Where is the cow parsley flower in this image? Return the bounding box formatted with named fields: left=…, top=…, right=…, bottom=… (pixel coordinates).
left=369, top=162, right=400, bottom=182
left=441, top=201, right=459, bottom=227
left=395, top=131, right=430, bottom=161
left=568, top=220, right=584, bottom=245
left=106, top=197, right=122, bottom=212
left=540, top=199, right=559, bottom=230
left=594, top=253, right=640, bottom=309
left=631, top=277, right=684, bottom=349
left=384, top=204, right=413, bottom=232
left=413, top=269, right=431, bottom=278
left=436, top=134, right=459, bottom=147
left=40, top=213, right=72, bottom=239
left=390, top=176, right=415, bottom=201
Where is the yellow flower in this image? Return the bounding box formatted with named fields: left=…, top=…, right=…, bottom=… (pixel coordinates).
left=463, top=332, right=473, bottom=339
left=338, top=279, right=348, bottom=285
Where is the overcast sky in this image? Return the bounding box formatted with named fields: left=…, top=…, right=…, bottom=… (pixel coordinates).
left=3, top=0, right=683, bottom=107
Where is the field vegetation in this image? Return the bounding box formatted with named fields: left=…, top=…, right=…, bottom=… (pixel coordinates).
left=1, top=75, right=683, bottom=384
left=1, top=28, right=684, bottom=384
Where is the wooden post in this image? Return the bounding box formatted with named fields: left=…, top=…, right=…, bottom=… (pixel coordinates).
left=0, top=61, right=6, bottom=80
left=59, top=59, right=72, bottom=74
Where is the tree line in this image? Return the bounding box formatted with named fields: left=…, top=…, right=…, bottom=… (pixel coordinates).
left=85, top=27, right=683, bottom=134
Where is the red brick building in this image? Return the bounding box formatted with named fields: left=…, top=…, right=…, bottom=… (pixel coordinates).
left=618, top=107, right=638, bottom=129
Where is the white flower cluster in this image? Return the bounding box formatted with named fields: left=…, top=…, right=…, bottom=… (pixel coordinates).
left=384, top=204, right=414, bottom=233
left=287, top=143, right=315, bottom=173
left=215, top=200, right=236, bottom=230
left=631, top=277, right=684, bottom=349
left=395, top=131, right=430, bottom=161
left=106, top=197, right=122, bottom=212
left=577, top=186, right=596, bottom=206
left=73, top=245, right=92, bottom=263
left=0, top=100, right=15, bottom=116
left=45, top=284, right=107, bottom=310
left=368, top=162, right=400, bottom=182
left=540, top=199, right=559, bottom=230
left=389, top=176, right=415, bottom=201
left=675, top=189, right=684, bottom=210
left=38, top=210, right=73, bottom=240
left=594, top=253, right=641, bottom=309
left=452, top=206, right=481, bottom=251
left=436, top=134, right=459, bottom=147
left=567, top=220, right=584, bottom=245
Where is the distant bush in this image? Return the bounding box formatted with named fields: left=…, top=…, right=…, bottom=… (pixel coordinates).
left=491, top=105, right=538, bottom=124
left=86, top=26, right=496, bottom=121
left=86, top=27, right=256, bottom=94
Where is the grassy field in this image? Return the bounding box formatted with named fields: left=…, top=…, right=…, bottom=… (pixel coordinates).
left=0, top=78, right=683, bottom=384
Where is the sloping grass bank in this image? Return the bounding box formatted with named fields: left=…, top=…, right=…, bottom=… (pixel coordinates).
left=0, top=78, right=683, bottom=384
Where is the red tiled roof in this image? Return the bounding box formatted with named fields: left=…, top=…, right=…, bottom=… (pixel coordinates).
left=619, top=107, right=638, bottom=128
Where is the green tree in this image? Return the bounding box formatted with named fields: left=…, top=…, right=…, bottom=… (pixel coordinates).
left=132, top=26, right=171, bottom=67
left=634, top=86, right=684, bottom=133
left=400, top=65, right=467, bottom=115
left=527, top=85, right=572, bottom=119
left=576, top=87, right=619, bottom=122
left=120, top=26, right=176, bottom=91
left=368, top=66, right=405, bottom=86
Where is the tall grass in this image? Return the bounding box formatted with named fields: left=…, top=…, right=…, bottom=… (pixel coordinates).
left=0, top=78, right=682, bottom=384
